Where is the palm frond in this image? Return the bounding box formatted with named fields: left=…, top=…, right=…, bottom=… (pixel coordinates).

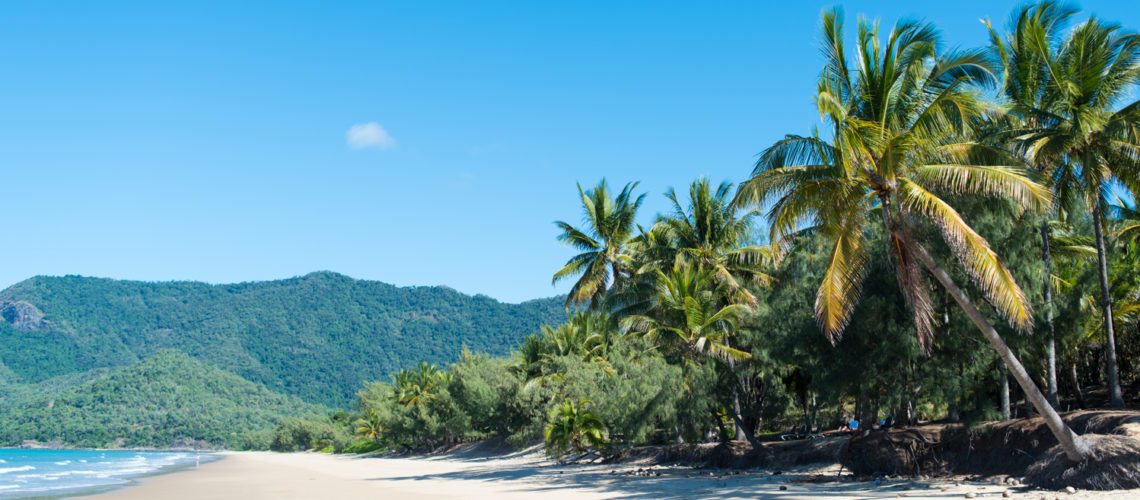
left=900, top=179, right=1034, bottom=330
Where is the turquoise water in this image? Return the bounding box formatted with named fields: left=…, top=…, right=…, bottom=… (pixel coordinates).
left=0, top=449, right=215, bottom=498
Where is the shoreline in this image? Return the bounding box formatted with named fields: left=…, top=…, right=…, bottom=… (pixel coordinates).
left=75, top=450, right=1138, bottom=499
left=0, top=449, right=220, bottom=500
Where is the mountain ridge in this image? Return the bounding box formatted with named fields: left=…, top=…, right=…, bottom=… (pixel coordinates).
left=0, top=271, right=566, bottom=407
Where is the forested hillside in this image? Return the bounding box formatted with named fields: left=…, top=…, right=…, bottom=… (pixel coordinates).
left=0, top=272, right=564, bottom=406
left=0, top=350, right=325, bottom=448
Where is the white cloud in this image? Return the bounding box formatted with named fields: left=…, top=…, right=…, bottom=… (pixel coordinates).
left=346, top=122, right=396, bottom=150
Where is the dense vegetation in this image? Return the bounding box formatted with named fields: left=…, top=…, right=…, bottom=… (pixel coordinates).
left=0, top=3, right=1136, bottom=470
left=0, top=271, right=564, bottom=407
left=341, top=1, right=1140, bottom=467
left=0, top=350, right=326, bottom=449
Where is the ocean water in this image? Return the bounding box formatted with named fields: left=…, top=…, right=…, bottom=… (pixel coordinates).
left=0, top=449, right=215, bottom=498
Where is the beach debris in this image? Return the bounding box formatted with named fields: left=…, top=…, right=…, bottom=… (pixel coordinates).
left=964, top=492, right=977, bottom=499
left=1002, top=492, right=1011, bottom=498
left=1063, top=486, right=1077, bottom=494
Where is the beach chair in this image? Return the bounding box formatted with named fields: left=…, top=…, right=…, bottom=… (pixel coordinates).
left=806, top=424, right=824, bottom=439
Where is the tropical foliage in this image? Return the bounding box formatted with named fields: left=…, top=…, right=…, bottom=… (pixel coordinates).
left=346, top=1, right=1138, bottom=461
left=0, top=1, right=1136, bottom=463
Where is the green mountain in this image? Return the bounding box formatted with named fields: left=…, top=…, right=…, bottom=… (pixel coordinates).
left=0, top=350, right=324, bottom=448
left=0, top=272, right=565, bottom=406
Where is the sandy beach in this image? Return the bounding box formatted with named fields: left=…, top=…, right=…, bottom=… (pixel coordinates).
left=88, top=447, right=1139, bottom=499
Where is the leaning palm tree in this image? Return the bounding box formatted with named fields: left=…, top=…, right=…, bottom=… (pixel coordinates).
left=985, top=0, right=1081, bottom=409
left=553, top=180, right=646, bottom=309
left=734, top=8, right=1091, bottom=461
left=995, top=5, right=1140, bottom=410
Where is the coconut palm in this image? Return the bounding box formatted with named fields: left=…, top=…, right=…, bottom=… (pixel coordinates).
left=654, top=177, right=774, bottom=306
left=733, top=8, right=1092, bottom=461
left=553, top=180, right=646, bottom=309
left=621, top=263, right=757, bottom=445
left=355, top=408, right=386, bottom=443
left=985, top=0, right=1081, bottom=409
left=1113, top=196, right=1140, bottom=245
left=543, top=398, right=608, bottom=459
left=511, top=311, right=617, bottom=391
left=1007, top=15, right=1140, bottom=408
left=620, top=265, right=752, bottom=364
left=392, top=363, right=451, bottom=407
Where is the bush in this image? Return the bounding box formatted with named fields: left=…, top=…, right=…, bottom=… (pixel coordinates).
left=342, top=439, right=384, bottom=454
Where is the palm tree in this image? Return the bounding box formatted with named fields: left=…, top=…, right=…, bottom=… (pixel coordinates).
left=985, top=0, right=1081, bottom=409
left=543, top=398, right=608, bottom=459
left=355, top=408, right=386, bottom=443
left=621, top=264, right=756, bottom=445
left=510, top=311, right=617, bottom=391
left=656, top=177, right=774, bottom=306
left=734, top=8, right=1092, bottom=461
left=553, top=180, right=646, bottom=309
left=993, top=3, right=1140, bottom=410
left=621, top=265, right=752, bottom=364
left=392, top=363, right=451, bottom=407
left=1113, top=196, right=1140, bottom=245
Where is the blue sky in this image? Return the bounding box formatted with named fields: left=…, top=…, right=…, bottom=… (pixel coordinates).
left=0, top=1, right=1136, bottom=303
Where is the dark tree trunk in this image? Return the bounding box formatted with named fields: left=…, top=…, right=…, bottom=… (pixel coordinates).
left=1068, top=361, right=1087, bottom=409
left=1024, top=387, right=1035, bottom=418
left=713, top=409, right=729, bottom=444
left=857, top=386, right=869, bottom=426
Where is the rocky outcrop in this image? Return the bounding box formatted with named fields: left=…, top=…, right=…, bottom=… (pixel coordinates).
left=0, top=300, right=47, bottom=331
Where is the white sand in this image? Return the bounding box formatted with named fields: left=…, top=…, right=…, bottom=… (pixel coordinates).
left=90, top=448, right=1138, bottom=499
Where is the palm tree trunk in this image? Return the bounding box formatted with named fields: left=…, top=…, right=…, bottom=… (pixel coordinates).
left=1040, top=221, right=1060, bottom=409
left=732, top=387, right=746, bottom=439
left=1000, top=366, right=1011, bottom=420
left=908, top=240, right=1091, bottom=461
left=857, top=386, right=869, bottom=433
left=1068, top=360, right=1087, bottom=409
left=1091, top=196, right=1125, bottom=409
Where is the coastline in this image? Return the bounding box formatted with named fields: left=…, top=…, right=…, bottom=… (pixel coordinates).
left=78, top=449, right=1138, bottom=499
left=0, top=449, right=219, bottom=500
